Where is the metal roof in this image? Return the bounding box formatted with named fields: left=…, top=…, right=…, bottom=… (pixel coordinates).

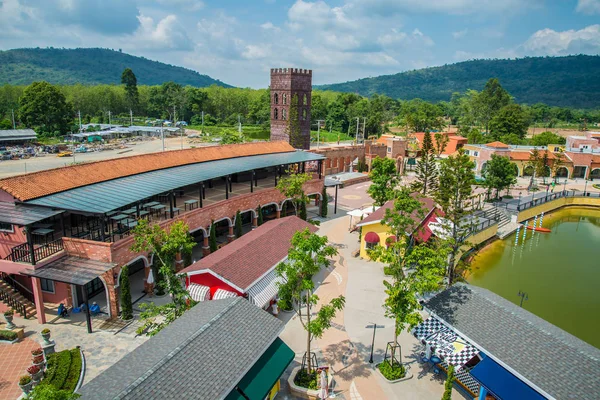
left=0, top=202, right=64, bottom=226
left=0, top=129, right=37, bottom=141
left=78, top=297, right=284, bottom=400
left=424, top=284, right=600, bottom=400
left=22, top=256, right=115, bottom=286
left=27, top=151, right=323, bottom=214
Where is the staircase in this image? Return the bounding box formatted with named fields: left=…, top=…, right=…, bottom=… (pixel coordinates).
left=0, top=275, right=37, bottom=319
left=482, top=204, right=521, bottom=239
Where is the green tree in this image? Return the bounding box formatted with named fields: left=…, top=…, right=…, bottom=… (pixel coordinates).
left=130, top=220, right=196, bottom=336
left=433, top=132, right=449, bottom=157
left=299, top=201, right=308, bottom=221
left=413, top=131, right=438, bottom=196
left=257, top=205, right=264, bottom=226
left=234, top=210, right=243, bottom=238
left=483, top=155, right=517, bottom=199
left=368, top=157, right=399, bottom=206
left=475, top=78, right=511, bottom=134
left=531, top=131, right=566, bottom=146
left=527, top=148, right=546, bottom=188
left=209, top=220, right=218, bottom=252
left=436, top=150, right=475, bottom=285
left=119, top=265, right=133, bottom=320
left=320, top=186, right=328, bottom=217
left=441, top=365, right=455, bottom=400
left=220, top=129, right=246, bottom=144
left=399, top=99, right=446, bottom=132
left=19, top=81, right=73, bottom=136
left=121, top=68, right=139, bottom=112
left=489, top=103, right=529, bottom=141
left=369, top=189, right=447, bottom=365
left=275, top=229, right=343, bottom=374
left=276, top=172, right=312, bottom=217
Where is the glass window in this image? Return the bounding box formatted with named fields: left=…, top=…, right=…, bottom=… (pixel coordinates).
left=365, top=242, right=377, bottom=250
left=40, top=278, right=55, bottom=293
left=387, top=147, right=392, bottom=153
left=283, top=93, right=287, bottom=105
left=282, top=109, right=287, bottom=120
left=274, top=93, right=279, bottom=105
left=274, top=108, right=278, bottom=120
left=0, top=222, right=12, bottom=232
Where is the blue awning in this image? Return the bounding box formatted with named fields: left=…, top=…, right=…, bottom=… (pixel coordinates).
left=470, top=355, right=546, bottom=400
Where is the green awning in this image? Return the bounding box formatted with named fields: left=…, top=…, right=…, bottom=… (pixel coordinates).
left=227, top=337, right=294, bottom=400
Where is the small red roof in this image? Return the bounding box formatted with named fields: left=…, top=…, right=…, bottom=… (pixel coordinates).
left=358, top=194, right=437, bottom=232
left=414, top=209, right=445, bottom=243
left=180, top=216, right=317, bottom=291
left=485, top=141, right=509, bottom=149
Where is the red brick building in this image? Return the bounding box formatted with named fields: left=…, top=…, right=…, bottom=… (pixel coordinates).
left=270, top=68, right=312, bottom=150
left=0, top=142, right=324, bottom=329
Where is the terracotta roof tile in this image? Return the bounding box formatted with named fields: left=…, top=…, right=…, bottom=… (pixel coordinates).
left=412, top=132, right=468, bottom=155
left=485, top=141, right=509, bottom=148
left=565, top=152, right=598, bottom=166
left=0, top=141, right=295, bottom=201
left=180, top=216, right=318, bottom=290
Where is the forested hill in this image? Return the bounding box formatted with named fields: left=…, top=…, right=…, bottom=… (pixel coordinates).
left=317, top=55, right=600, bottom=109
left=0, top=48, right=231, bottom=87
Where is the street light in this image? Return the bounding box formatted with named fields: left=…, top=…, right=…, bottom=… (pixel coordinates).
left=563, top=179, right=567, bottom=194
left=584, top=179, right=589, bottom=196
left=518, top=191, right=522, bottom=209
left=517, top=290, right=529, bottom=308
left=366, top=323, right=385, bottom=363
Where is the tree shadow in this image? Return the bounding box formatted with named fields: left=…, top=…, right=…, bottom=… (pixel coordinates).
left=320, top=339, right=384, bottom=381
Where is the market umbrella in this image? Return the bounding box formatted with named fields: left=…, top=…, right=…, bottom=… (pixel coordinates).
left=348, top=209, right=365, bottom=229
left=362, top=205, right=379, bottom=214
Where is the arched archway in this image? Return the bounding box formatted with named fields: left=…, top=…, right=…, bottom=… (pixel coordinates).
left=481, top=162, right=488, bottom=175
left=281, top=199, right=297, bottom=217
left=523, top=165, right=534, bottom=177
left=512, top=163, right=520, bottom=177
left=190, top=227, right=207, bottom=263
left=591, top=168, right=600, bottom=180
left=210, top=217, right=232, bottom=245
left=555, top=166, right=569, bottom=179
left=234, top=209, right=256, bottom=236
left=306, top=192, right=323, bottom=219
left=261, top=202, right=279, bottom=222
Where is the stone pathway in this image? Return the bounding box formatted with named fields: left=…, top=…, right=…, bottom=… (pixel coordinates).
left=0, top=337, right=40, bottom=400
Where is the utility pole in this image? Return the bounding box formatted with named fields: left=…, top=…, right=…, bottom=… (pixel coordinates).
left=108, top=110, right=112, bottom=129
left=355, top=117, right=360, bottom=139
left=11, top=109, right=16, bottom=129
left=78, top=110, right=82, bottom=132
left=362, top=117, right=366, bottom=145
left=316, top=120, right=324, bottom=149
left=238, top=114, right=242, bottom=133
left=201, top=111, right=204, bottom=131
left=130, top=109, right=133, bottom=127
left=161, top=122, right=165, bottom=152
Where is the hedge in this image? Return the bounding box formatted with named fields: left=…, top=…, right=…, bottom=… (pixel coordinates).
left=0, top=330, right=18, bottom=341
left=41, top=348, right=82, bottom=393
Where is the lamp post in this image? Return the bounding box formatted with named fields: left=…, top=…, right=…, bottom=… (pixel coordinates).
left=517, top=291, right=529, bottom=308
left=584, top=179, right=588, bottom=196
left=563, top=179, right=567, bottom=195
left=366, top=323, right=384, bottom=364
left=518, top=191, right=522, bottom=210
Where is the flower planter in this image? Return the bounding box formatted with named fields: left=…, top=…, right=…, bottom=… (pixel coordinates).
left=30, top=370, right=44, bottom=382
left=375, top=363, right=413, bottom=383
left=287, top=366, right=334, bottom=400
left=4, top=314, right=16, bottom=329
left=41, top=331, right=51, bottom=345
left=19, top=380, right=33, bottom=395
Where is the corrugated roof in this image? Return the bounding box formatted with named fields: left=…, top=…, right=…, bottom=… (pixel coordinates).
left=424, top=284, right=600, bottom=400
left=26, top=151, right=323, bottom=214
left=181, top=216, right=318, bottom=291
left=0, top=141, right=296, bottom=201
left=0, top=202, right=64, bottom=226
left=78, top=297, right=284, bottom=400
left=0, top=129, right=37, bottom=141
left=22, top=256, right=115, bottom=286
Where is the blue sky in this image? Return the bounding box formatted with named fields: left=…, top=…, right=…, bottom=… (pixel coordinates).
left=0, top=0, right=599, bottom=87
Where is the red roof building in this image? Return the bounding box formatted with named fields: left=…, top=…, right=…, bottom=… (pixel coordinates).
left=180, top=216, right=318, bottom=308
left=413, top=132, right=468, bottom=155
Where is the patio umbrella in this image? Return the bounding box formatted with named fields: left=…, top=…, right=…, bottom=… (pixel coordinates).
left=348, top=209, right=365, bottom=229
left=147, top=268, right=154, bottom=285
left=318, top=369, right=328, bottom=399
left=362, top=205, right=379, bottom=214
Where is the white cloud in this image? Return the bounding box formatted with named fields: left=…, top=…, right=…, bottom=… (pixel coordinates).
left=576, top=0, right=600, bottom=15
left=242, top=44, right=271, bottom=59
left=260, top=22, right=280, bottom=32
left=452, top=29, right=468, bottom=39
left=347, top=0, right=540, bottom=16
left=133, top=14, right=192, bottom=51
left=154, top=0, right=204, bottom=12
left=522, top=25, right=600, bottom=56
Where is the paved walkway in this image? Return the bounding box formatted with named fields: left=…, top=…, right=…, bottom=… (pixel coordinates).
left=0, top=335, right=40, bottom=400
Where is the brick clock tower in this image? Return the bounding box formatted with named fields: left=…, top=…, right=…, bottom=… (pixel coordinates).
left=270, top=68, right=312, bottom=150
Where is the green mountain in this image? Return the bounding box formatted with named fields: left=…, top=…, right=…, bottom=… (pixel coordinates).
left=0, top=48, right=231, bottom=87
left=317, top=55, right=600, bottom=108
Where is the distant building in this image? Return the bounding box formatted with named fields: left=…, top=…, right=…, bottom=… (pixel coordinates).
left=412, top=132, right=468, bottom=156
left=0, top=129, right=37, bottom=145
left=270, top=68, right=312, bottom=150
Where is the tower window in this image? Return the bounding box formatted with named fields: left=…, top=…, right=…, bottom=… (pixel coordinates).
left=274, top=108, right=278, bottom=120
left=282, top=109, right=287, bottom=120
left=283, top=93, right=287, bottom=105
left=303, top=94, right=308, bottom=105
left=302, top=109, right=307, bottom=120
left=274, top=93, right=279, bottom=105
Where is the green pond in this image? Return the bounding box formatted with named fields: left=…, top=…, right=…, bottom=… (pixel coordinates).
left=468, top=207, right=600, bottom=348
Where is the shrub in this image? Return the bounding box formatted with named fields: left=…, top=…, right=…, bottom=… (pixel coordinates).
left=383, top=266, right=395, bottom=276
left=257, top=205, right=263, bottom=226
left=41, top=328, right=50, bottom=334
left=299, top=201, right=307, bottom=221
left=234, top=210, right=243, bottom=238
left=19, top=375, right=32, bottom=385
left=63, top=349, right=82, bottom=392
left=46, top=350, right=72, bottom=390
left=0, top=330, right=18, bottom=341
left=378, top=359, right=406, bottom=380
left=4, top=309, right=14, bottom=316
left=441, top=365, right=455, bottom=400
left=209, top=220, right=218, bottom=252
left=120, top=265, right=133, bottom=320
left=294, top=369, right=318, bottom=390
left=320, top=186, right=328, bottom=217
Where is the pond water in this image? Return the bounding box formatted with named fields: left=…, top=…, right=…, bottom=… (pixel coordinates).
left=468, top=207, right=600, bottom=348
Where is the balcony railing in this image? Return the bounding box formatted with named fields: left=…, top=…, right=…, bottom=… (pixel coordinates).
left=3, top=238, right=64, bottom=264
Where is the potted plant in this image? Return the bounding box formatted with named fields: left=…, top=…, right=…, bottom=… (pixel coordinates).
left=32, top=354, right=45, bottom=369
left=27, top=364, right=43, bottom=382
left=40, top=328, right=51, bottom=344
left=3, top=309, right=16, bottom=329
left=18, top=375, right=33, bottom=395
left=31, top=347, right=43, bottom=357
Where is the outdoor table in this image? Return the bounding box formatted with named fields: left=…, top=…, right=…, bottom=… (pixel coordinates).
left=163, top=207, right=181, bottom=219
left=429, top=356, right=442, bottom=374
left=111, top=214, right=129, bottom=222
left=142, top=201, right=160, bottom=209
left=32, top=228, right=54, bottom=243
left=32, top=223, right=53, bottom=229
left=121, top=220, right=138, bottom=229
left=184, top=199, right=199, bottom=211
left=139, top=210, right=150, bottom=219
left=151, top=204, right=166, bottom=216
left=122, top=208, right=137, bottom=215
